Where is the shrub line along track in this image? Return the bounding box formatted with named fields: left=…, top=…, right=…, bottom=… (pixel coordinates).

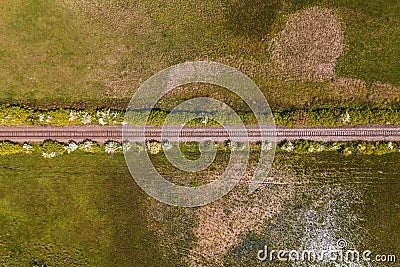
left=0, top=125, right=400, bottom=143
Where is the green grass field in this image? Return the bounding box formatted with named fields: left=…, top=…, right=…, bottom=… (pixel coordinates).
left=334, top=0, right=400, bottom=85
left=0, top=0, right=399, bottom=109
left=0, top=152, right=183, bottom=266
left=0, top=150, right=398, bottom=266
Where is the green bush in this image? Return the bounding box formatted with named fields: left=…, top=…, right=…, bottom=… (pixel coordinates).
left=39, top=141, right=66, bottom=157
left=276, top=140, right=400, bottom=156
left=78, top=140, right=103, bottom=153
left=0, top=105, right=34, bottom=125
left=35, top=108, right=72, bottom=126
left=0, top=142, right=26, bottom=155
left=308, top=109, right=342, bottom=126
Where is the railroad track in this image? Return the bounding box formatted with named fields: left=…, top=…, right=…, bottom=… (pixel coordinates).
left=0, top=125, right=400, bottom=143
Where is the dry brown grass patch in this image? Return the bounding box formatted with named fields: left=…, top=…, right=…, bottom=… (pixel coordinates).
left=272, top=6, right=344, bottom=82
left=187, top=164, right=299, bottom=266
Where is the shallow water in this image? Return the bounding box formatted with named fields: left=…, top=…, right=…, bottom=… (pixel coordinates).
left=150, top=152, right=400, bottom=266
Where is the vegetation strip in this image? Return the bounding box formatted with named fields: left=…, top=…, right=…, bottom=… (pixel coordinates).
left=2, top=105, right=400, bottom=127
left=0, top=140, right=399, bottom=158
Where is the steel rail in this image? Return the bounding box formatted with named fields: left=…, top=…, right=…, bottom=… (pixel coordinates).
left=0, top=125, right=400, bottom=143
